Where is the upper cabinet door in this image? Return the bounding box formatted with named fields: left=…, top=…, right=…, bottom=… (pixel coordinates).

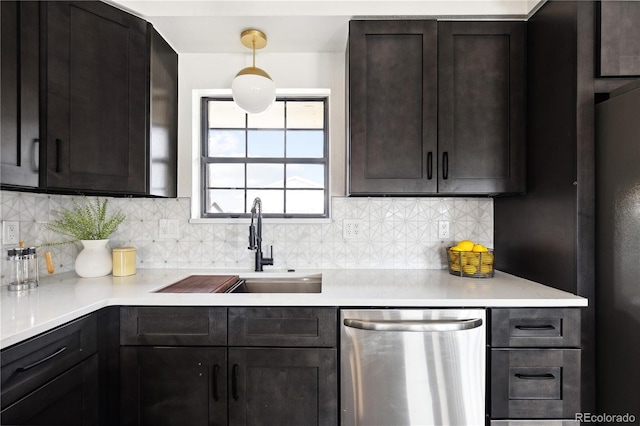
left=1, top=1, right=40, bottom=188
left=438, top=21, right=526, bottom=195
left=349, top=20, right=438, bottom=195
left=44, top=1, right=148, bottom=194
left=597, top=1, right=640, bottom=77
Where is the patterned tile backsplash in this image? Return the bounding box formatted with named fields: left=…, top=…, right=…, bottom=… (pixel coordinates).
left=0, top=191, right=493, bottom=281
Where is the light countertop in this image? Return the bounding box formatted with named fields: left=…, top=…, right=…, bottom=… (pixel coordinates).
left=1, top=268, right=587, bottom=349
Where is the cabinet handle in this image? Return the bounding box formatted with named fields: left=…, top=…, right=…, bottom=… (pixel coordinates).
left=232, top=364, right=239, bottom=401
left=427, top=152, right=433, bottom=180
left=212, top=364, right=220, bottom=401
left=344, top=318, right=483, bottom=332
left=16, top=346, right=67, bottom=372
left=32, top=139, right=40, bottom=172
left=515, top=373, right=556, bottom=380
left=55, top=138, right=62, bottom=172
left=442, top=152, right=449, bottom=180
left=515, top=325, right=556, bottom=331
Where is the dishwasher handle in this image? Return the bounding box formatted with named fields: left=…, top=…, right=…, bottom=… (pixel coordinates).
left=343, top=318, right=483, bottom=332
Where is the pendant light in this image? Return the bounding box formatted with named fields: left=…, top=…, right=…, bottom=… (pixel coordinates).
left=232, top=29, right=276, bottom=114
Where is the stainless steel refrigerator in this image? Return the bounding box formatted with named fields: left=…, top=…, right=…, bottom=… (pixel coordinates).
left=595, top=79, right=640, bottom=417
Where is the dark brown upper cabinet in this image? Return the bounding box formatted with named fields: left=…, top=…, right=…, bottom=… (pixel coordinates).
left=597, top=1, right=640, bottom=77
left=41, top=1, right=177, bottom=197
left=348, top=20, right=438, bottom=195
left=438, top=21, right=526, bottom=195
left=348, top=20, right=526, bottom=196
left=1, top=1, right=40, bottom=189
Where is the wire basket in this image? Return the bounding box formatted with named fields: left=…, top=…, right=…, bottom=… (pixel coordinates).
left=447, top=247, right=495, bottom=278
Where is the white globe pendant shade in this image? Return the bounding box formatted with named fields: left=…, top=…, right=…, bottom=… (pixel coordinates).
left=232, top=67, right=276, bottom=114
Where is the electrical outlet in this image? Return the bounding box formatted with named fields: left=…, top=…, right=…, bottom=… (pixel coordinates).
left=343, top=219, right=363, bottom=240
left=158, top=219, right=179, bottom=240
left=438, top=220, right=450, bottom=239
left=3, top=221, right=19, bottom=245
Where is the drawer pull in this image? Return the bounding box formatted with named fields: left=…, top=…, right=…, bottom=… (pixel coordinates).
left=212, top=364, right=220, bottom=401
left=17, top=346, right=67, bottom=372
left=515, top=325, right=556, bottom=330
left=515, top=373, right=556, bottom=380
left=232, top=364, right=239, bottom=401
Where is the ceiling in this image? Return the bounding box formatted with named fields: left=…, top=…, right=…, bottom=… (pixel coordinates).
left=110, top=0, right=541, bottom=54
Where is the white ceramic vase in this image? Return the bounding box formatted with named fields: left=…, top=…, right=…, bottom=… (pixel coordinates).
left=75, top=239, right=112, bottom=278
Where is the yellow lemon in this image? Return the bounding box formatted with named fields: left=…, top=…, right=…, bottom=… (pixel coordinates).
left=457, top=240, right=475, bottom=251
left=472, top=244, right=488, bottom=253
left=467, top=254, right=480, bottom=266
left=480, top=264, right=493, bottom=274
left=450, top=263, right=461, bottom=272
left=463, top=264, right=477, bottom=274
left=481, top=253, right=494, bottom=264
left=449, top=245, right=463, bottom=252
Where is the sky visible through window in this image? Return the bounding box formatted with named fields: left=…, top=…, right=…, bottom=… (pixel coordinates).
left=202, top=98, right=328, bottom=217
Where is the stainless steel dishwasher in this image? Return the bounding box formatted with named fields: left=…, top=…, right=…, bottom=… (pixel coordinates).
left=341, top=309, right=486, bottom=426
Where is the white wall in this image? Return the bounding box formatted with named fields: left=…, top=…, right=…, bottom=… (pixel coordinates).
left=177, top=51, right=347, bottom=199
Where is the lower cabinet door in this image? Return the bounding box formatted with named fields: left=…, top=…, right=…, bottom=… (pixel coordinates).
left=0, top=354, right=99, bottom=426
left=120, top=347, right=227, bottom=426
left=491, top=349, right=581, bottom=419
left=228, top=347, right=337, bottom=426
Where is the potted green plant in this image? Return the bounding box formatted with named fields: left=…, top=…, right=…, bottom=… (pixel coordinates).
left=45, top=197, right=126, bottom=278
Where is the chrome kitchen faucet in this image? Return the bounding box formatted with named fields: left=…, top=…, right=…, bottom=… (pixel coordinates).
left=248, top=197, right=274, bottom=271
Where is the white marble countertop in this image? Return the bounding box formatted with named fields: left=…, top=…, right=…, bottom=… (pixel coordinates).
left=0, top=268, right=587, bottom=349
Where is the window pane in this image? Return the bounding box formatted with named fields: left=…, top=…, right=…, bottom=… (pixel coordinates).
left=247, top=164, right=284, bottom=188
left=247, top=101, right=285, bottom=128
left=287, top=101, right=324, bottom=129
left=208, top=101, right=246, bottom=128
left=286, top=164, right=324, bottom=188
left=202, top=97, right=328, bottom=218
left=247, top=190, right=284, bottom=214
left=286, top=190, right=325, bottom=214
left=286, top=130, right=324, bottom=158
left=207, top=189, right=245, bottom=213
left=207, top=163, right=244, bottom=188
left=208, top=130, right=245, bottom=157
left=247, top=130, right=284, bottom=157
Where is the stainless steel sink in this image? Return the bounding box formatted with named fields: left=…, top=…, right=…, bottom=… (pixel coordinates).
left=226, top=274, right=322, bottom=293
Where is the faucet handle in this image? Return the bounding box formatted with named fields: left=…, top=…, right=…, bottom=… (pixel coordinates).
left=264, top=245, right=274, bottom=266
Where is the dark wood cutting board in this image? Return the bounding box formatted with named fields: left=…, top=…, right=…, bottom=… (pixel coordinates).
left=157, top=275, right=239, bottom=293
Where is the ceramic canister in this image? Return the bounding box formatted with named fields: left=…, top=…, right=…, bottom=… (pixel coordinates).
left=112, top=247, right=136, bottom=277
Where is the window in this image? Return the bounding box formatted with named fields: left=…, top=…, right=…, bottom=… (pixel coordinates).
left=201, top=97, right=329, bottom=218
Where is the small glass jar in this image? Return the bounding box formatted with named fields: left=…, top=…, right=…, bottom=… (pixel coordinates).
left=6, top=247, right=38, bottom=291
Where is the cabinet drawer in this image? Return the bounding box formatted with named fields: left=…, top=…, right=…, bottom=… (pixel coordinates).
left=120, top=307, right=227, bottom=346
left=228, top=307, right=337, bottom=347
left=491, top=349, right=581, bottom=419
left=1, top=354, right=99, bottom=425
left=1, top=314, right=97, bottom=409
left=491, top=421, right=579, bottom=425
left=491, top=308, right=581, bottom=347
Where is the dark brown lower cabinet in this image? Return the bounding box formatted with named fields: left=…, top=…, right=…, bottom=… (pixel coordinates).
left=120, top=347, right=227, bottom=426
left=119, top=306, right=338, bottom=426
left=120, top=346, right=337, bottom=426
left=1, top=353, right=99, bottom=426
left=489, top=308, right=582, bottom=423
left=491, top=349, right=581, bottom=419
left=228, top=348, right=337, bottom=425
